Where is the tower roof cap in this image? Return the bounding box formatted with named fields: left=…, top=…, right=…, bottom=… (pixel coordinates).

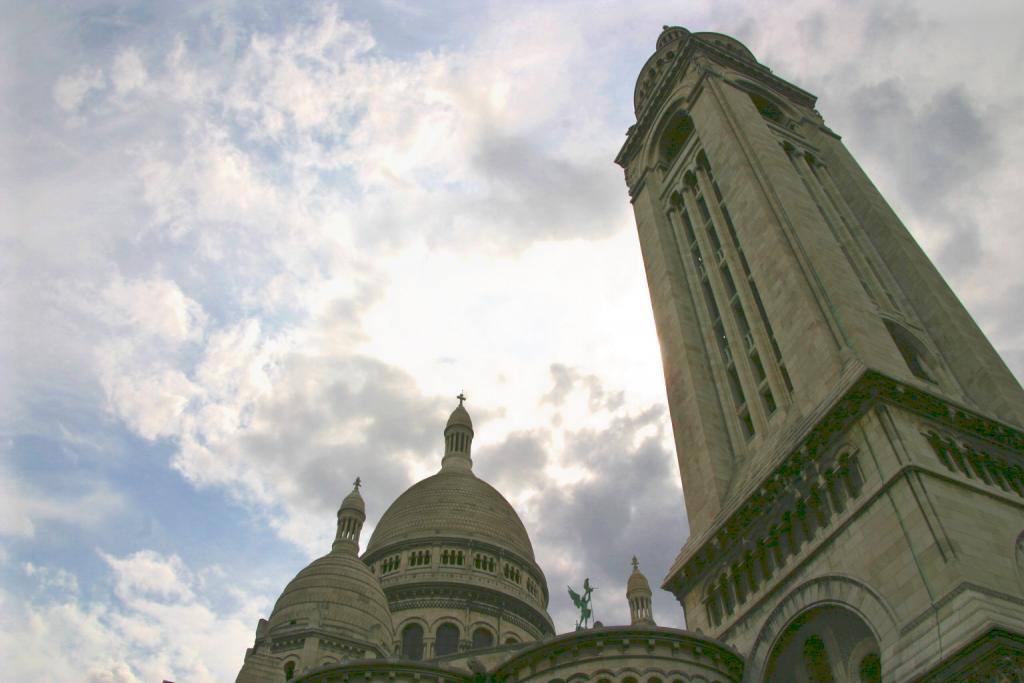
left=627, top=556, right=653, bottom=595
left=340, top=477, right=365, bottom=514
left=445, top=393, right=473, bottom=432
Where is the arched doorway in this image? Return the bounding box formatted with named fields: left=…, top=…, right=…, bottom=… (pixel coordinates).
left=765, top=605, right=881, bottom=682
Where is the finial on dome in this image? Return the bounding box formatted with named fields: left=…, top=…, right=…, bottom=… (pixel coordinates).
left=627, top=555, right=656, bottom=626
left=334, top=477, right=367, bottom=553
left=442, top=394, right=474, bottom=472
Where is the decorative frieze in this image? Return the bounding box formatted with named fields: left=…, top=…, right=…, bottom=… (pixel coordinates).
left=923, top=430, right=1024, bottom=498
left=702, top=451, right=864, bottom=627
left=669, top=372, right=1024, bottom=608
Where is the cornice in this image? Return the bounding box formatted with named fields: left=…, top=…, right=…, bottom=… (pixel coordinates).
left=385, top=581, right=555, bottom=636
left=490, top=625, right=744, bottom=680
left=914, top=627, right=1024, bottom=682
left=363, top=536, right=550, bottom=607
left=266, top=627, right=387, bottom=658
left=295, top=658, right=470, bottom=683
left=664, top=369, right=1024, bottom=594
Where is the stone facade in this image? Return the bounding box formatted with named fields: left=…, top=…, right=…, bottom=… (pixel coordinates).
left=615, top=26, right=1024, bottom=682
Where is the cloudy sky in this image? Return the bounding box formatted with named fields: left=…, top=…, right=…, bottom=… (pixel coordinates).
left=2, top=1, right=1023, bottom=680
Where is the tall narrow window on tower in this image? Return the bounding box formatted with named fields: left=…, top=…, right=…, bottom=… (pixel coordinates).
left=664, top=132, right=792, bottom=441
left=658, top=111, right=694, bottom=166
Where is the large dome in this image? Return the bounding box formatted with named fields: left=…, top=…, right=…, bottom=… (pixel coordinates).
left=360, top=399, right=554, bottom=647
left=366, top=468, right=535, bottom=561
left=268, top=550, right=394, bottom=651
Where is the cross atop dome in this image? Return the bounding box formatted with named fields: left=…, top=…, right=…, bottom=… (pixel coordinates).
left=457, top=391, right=467, bottom=406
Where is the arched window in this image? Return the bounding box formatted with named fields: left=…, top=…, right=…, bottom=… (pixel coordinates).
left=435, top=623, right=460, bottom=656
left=472, top=627, right=494, bottom=649
left=505, top=635, right=519, bottom=645
left=402, top=623, right=424, bottom=660
left=284, top=660, right=296, bottom=681
left=884, top=319, right=936, bottom=383
left=658, top=111, right=695, bottom=165
left=748, top=92, right=785, bottom=124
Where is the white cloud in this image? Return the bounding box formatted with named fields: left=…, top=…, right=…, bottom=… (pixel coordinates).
left=53, top=66, right=106, bottom=112
left=0, top=463, right=125, bottom=539
left=102, top=550, right=194, bottom=603
left=23, top=562, right=79, bottom=594
left=100, top=277, right=208, bottom=344
left=0, top=551, right=268, bottom=683
left=111, top=50, right=147, bottom=95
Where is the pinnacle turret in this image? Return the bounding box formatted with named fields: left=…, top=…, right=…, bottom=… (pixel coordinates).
left=333, top=477, right=366, bottom=553
left=441, top=393, right=474, bottom=472
left=626, top=556, right=655, bottom=626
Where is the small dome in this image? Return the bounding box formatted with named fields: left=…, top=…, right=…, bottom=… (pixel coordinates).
left=627, top=556, right=652, bottom=595
left=446, top=403, right=473, bottom=432
left=366, top=469, right=535, bottom=561
left=341, top=479, right=366, bottom=514
left=267, top=550, right=394, bottom=651
left=627, top=567, right=652, bottom=594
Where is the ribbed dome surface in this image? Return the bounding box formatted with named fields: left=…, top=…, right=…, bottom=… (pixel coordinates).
left=446, top=403, right=473, bottom=431
left=627, top=568, right=652, bottom=594
left=268, top=550, right=394, bottom=649
left=366, top=469, right=534, bottom=560
left=341, top=486, right=365, bottom=513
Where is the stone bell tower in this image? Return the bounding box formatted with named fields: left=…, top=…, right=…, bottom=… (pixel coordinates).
left=616, top=26, right=1024, bottom=681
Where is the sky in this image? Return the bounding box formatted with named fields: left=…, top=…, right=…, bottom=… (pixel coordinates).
left=2, top=1, right=1023, bottom=681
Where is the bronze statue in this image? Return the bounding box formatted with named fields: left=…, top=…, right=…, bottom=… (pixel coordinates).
left=567, top=578, right=596, bottom=630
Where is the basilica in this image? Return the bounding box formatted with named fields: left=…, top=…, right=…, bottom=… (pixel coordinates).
left=236, top=26, right=1024, bottom=683
left=235, top=399, right=743, bottom=682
